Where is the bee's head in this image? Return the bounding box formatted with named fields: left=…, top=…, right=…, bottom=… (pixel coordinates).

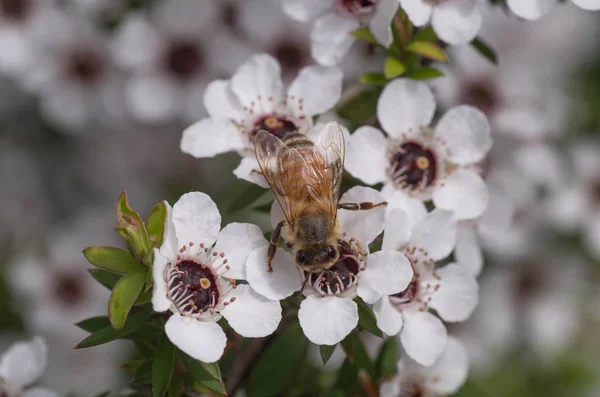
left=296, top=245, right=339, bottom=271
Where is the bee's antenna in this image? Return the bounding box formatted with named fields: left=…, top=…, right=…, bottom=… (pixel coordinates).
left=297, top=273, right=310, bottom=298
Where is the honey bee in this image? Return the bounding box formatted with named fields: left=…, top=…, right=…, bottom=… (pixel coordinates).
left=254, top=122, right=387, bottom=273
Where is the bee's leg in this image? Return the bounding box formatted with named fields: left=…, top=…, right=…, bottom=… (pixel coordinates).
left=267, top=221, right=285, bottom=272
left=250, top=169, right=264, bottom=176
left=337, top=201, right=388, bottom=211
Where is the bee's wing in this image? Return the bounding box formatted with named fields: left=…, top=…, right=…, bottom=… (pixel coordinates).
left=254, top=130, right=303, bottom=224
left=309, top=122, right=345, bottom=217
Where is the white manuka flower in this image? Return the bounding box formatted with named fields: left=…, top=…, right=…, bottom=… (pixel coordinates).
left=380, top=336, right=469, bottom=397
left=400, top=0, right=482, bottom=45
left=507, top=0, right=600, bottom=21
left=245, top=187, right=414, bottom=346
left=345, top=78, right=492, bottom=221
left=373, top=208, right=478, bottom=366
left=0, top=337, right=58, bottom=397
left=281, top=0, right=399, bottom=65
left=153, top=192, right=282, bottom=363
left=180, top=53, right=343, bottom=187
left=111, top=0, right=252, bottom=123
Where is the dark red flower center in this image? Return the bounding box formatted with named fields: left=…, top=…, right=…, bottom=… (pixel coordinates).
left=389, top=142, right=437, bottom=190
left=459, top=78, right=500, bottom=115
left=0, top=0, right=30, bottom=21
left=66, top=49, right=105, bottom=85
left=271, top=40, right=309, bottom=77
left=391, top=275, right=419, bottom=304
left=164, top=40, right=203, bottom=81
left=167, top=260, right=219, bottom=315
left=252, top=115, right=299, bottom=140
left=305, top=244, right=360, bottom=295
left=53, top=272, right=85, bottom=307
left=339, top=0, right=377, bottom=15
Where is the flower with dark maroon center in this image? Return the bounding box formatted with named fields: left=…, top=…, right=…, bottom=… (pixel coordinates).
left=65, top=49, right=105, bottom=86
left=52, top=272, right=85, bottom=308
left=339, top=0, right=377, bottom=16
left=305, top=243, right=361, bottom=296
left=164, top=40, right=203, bottom=81
left=388, top=141, right=438, bottom=191
left=271, top=40, right=309, bottom=77
left=459, top=78, right=501, bottom=115
left=0, top=0, right=30, bottom=21
left=152, top=192, right=282, bottom=363
left=251, top=115, right=300, bottom=141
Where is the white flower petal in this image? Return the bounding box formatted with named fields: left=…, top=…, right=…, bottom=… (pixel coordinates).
left=433, top=169, right=488, bottom=220
left=212, top=223, right=267, bottom=280
left=203, top=79, right=243, bottom=121
left=506, top=0, right=557, bottom=20
left=345, top=126, right=388, bottom=185
left=400, top=0, right=434, bottom=26
left=571, top=0, right=600, bottom=10
left=478, top=182, right=515, bottom=236
left=287, top=65, right=343, bottom=117
left=111, top=12, right=161, bottom=70
left=152, top=250, right=171, bottom=312
left=455, top=224, right=483, bottom=276
left=382, top=208, right=412, bottom=252
left=338, top=186, right=387, bottom=245
left=281, top=0, right=332, bottom=22
left=233, top=157, right=270, bottom=188
left=373, top=297, right=404, bottom=336
left=270, top=201, right=286, bottom=229
left=379, top=380, right=401, bottom=397
left=180, top=118, right=244, bottom=158
left=431, top=0, right=482, bottom=45
left=381, top=184, right=428, bottom=230
left=22, top=388, right=60, bottom=397
left=429, top=263, right=479, bottom=322
left=400, top=310, right=447, bottom=366
left=358, top=251, right=413, bottom=303
left=369, top=0, right=399, bottom=47
left=160, top=201, right=178, bottom=259
left=221, top=284, right=282, bottom=337
left=310, top=12, right=359, bottom=66
left=377, top=79, right=436, bottom=138
left=165, top=314, right=226, bottom=363
left=231, top=53, right=283, bottom=111
left=245, top=246, right=302, bottom=300
left=126, top=73, right=179, bottom=123
left=423, top=337, right=469, bottom=394
left=172, top=192, right=221, bottom=248
left=298, top=296, right=358, bottom=345
left=0, top=337, right=47, bottom=388
left=435, top=105, right=491, bottom=165
left=410, top=209, right=457, bottom=261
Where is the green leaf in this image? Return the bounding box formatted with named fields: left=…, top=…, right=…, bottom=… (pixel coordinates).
left=152, top=334, right=176, bottom=397
left=248, top=323, right=309, bottom=397
left=88, top=269, right=122, bottom=290
left=384, top=58, right=407, bottom=79
left=83, top=246, right=143, bottom=274
left=471, top=36, right=498, bottom=65
left=183, top=355, right=227, bottom=396
left=406, top=41, right=449, bottom=62
left=376, top=338, right=398, bottom=381
left=336, top=86, right=383, bottom=126
left=75, top=310, right=151, bottom=349
left=351, top=27, right=379, bottom=46
left=228, top=183, right=268, bottom=213
left=403, top=67, right=444, bottom=80
left=92, top=392, right=111, bottom=397
left=76, top=316, right=112, bottom=333
left=108, top=270, right=146, bottom=330
left=341, top=332, right=376, bottom=380
left=116, top=190, right=150, bottom=262
left=356, top=297, right=383, bottom=338
left=146, top=201, right=167, bottom=248
left=134, top=287, right=153, bottom=305
left=168, top=377, right=184, bottom=397
left=135, top=360, right=153, bottom=382
left=412, top=26, right=438, bottom=42
left=320, top=344, right=337, bottom=365
left=360, top=72, right=388, bottom=86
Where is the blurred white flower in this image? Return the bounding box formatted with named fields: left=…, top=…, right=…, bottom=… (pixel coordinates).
left=345, top=78, right=492, bottom=220
left=380, top=336, right=469, bottom=397
left=0, top=337, right=58, bottom=397
left=507, top=0, right=600, bottom=21
left=546, top=141, right=600, bottom=259
left=373, top=208, right=477, bottom=366
left=111, top=0, right=252, bottom=124
left=246, top=186, right=413, bottom=345
left=153, top=192, right=281, bottom=363
left=281, top=0, right=398, bottom=65
left=180, top=53, right=343, bottom=186
left=400, top=0, right=482, bottom=45
left=21, top=10, right=124, bottom=132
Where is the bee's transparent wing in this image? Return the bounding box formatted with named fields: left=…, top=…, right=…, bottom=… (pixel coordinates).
left=310, top=122, right=345, bottom=216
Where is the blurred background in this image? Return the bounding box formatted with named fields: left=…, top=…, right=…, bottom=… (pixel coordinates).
left=0, top=0, right=599, bottom=396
